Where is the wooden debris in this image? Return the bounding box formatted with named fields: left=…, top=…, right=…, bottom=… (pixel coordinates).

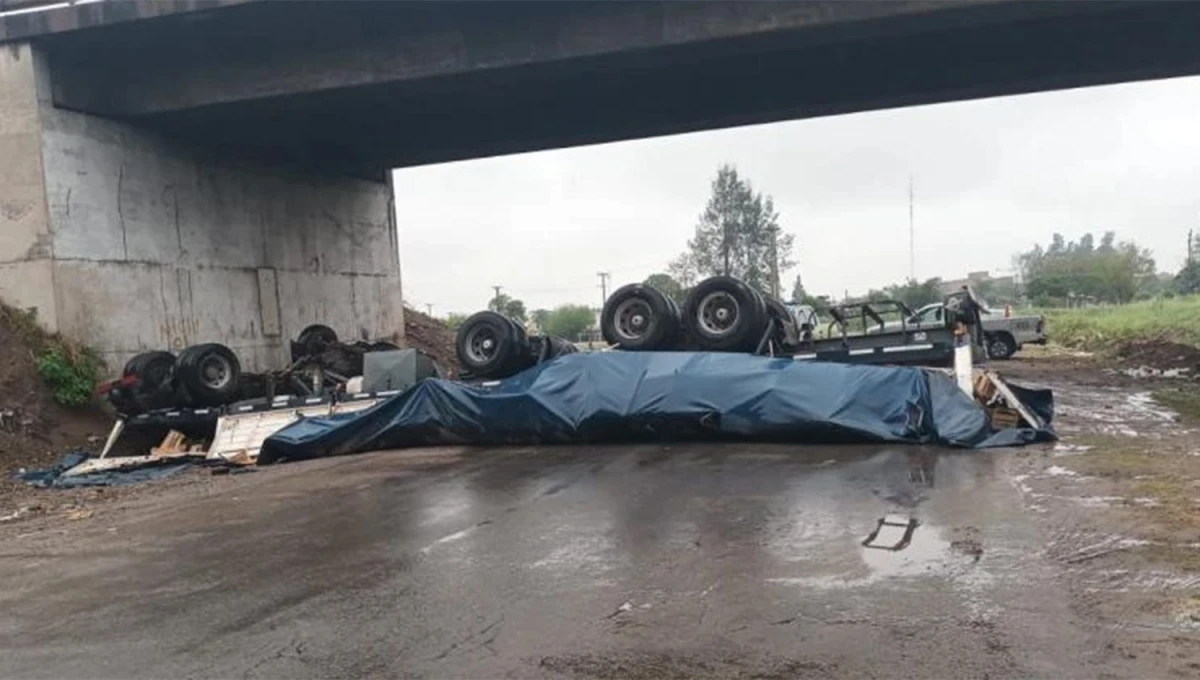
left=984, top=370, right=1045, bottom=430
left=988, top=407, right=1021, bottom=430
left=151, top=430, right=207, bottom=458
left=973, top=373, right=998, bottom=404
left=972, top=370, right=1045, bottom=431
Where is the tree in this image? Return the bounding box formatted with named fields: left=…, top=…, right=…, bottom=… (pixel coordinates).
left=445, top=312, right=469, bottom=329
left=673, top=164, right=795, bottom=295
left=1016, top=231, right=1155, bottom=304
left=644, top=273, right=687, bottom=304
left=542, top=304, right=595, bottom=340
left=531, top=308, right=551, bottom=332
left=864, top=277, right=944, bottom=310
left=1175, top=261, right=1200, bottom=295
left=790, top=274, right=806, bottom=303
left=488, top=293, right=527, bottom=323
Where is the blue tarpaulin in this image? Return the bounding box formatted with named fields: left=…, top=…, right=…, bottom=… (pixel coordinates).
left=258, top=352, right=1054, bottom=464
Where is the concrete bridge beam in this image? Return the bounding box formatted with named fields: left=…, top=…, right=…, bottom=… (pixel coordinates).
left=0, top=43, right=404, bottom=374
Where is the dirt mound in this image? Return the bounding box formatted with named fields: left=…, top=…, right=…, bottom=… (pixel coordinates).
left=404, top=307, right=460, bottom=377
left=0, top=307, right=112, bottom=500
left=1114, top=339, right=1200, bottom=374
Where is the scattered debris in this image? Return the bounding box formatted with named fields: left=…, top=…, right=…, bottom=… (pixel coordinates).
left=0, top=507, right=28, bottom=522
left=863, top=514, right=919, bottom=551
left=13, top=450, right=194, bottom=489
left=1044, top=465, right=1079, bottom=477
left=606, top=601, right=634, bottom=618
left=1053, top=443, right=1093, bottom=455
left=949, top=539, right=984, bottom=562
left=150, top=430, right=206, bottom=458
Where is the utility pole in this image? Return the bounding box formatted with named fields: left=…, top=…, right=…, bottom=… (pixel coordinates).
left=1189, top=228, right=1195, bottom=265
left=769, top=226, right=780, bottom=299
left=424, top=303, right=433, bottom=316
left=597, top=272, right=610, bottom=308
left=908, top=175, right=916, bottom=281
left=491, top=285, right=503, bottom=307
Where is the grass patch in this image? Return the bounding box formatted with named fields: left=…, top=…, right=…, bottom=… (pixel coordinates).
left=1067, top=435, right=1200, bottom=543
left=35, top=347, right=99, bottom=407
left=0, top=304, right=100, bottom=408
left=1153, top=388, right=1200, bottom=424
left=1035, top=295, right=1200, bottom=352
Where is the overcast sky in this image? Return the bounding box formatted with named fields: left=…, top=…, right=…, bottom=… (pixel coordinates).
left=394, top=75, right=1200, bottom=316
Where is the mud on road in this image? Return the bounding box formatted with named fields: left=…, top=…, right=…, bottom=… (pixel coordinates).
left=0, top=353, right=1198, bottom=678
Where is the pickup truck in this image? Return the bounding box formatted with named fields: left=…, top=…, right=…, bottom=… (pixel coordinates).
left=871, top=301, right=1045, bottom=360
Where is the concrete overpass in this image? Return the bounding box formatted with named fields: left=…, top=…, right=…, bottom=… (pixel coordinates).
left=3, top=0, right=1200, bottom=370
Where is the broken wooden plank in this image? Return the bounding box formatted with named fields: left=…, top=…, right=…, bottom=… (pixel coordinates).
left=984, top=370, right=1045, bottom=430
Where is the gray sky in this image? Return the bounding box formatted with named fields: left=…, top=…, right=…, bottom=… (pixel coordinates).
left=394, top=75, right=1200, bottom=315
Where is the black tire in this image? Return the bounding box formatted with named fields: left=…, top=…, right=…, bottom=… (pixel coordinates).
left=600, top=283, right=679, bottom=350
left=546, top=336, right=578, bottom=359
left=764, top=297, right=795, bottom=349
left=120, top=351, right=178, bottom=413
left=683, top=276, right=767, bottom=352
left=455, top=311, right=525, bottom=378
left=176, top=343, right=242, bottom=406
left=986, top=332, right=1017, bottom=361
left=296, top=324, right=338, bottom=355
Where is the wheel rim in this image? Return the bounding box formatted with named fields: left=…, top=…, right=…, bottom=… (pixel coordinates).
left=696, top=291, right=740, bottom=337
left=613, top=298, right=653, bottom=342
left=990, top=339, right=1008, bottom=358
left=198, top=354, right=233, bottom=390
left=143, top=359, right=172, bottom=389
left=464, top=325, right=500, bottom=364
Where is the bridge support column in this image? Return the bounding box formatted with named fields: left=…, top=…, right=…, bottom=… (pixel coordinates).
left=0, top=43, right=404, bottom=373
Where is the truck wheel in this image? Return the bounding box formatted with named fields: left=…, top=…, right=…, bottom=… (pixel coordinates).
left=296, top=324, right=338, bottom=354
left=456, top=311, right=524, bottom=378
left=986, top=332, right=1017, bottom=360
left=601, top=283, right=679, bottom=350
left=117, top=351, right=177, bottom=413
left=764, top=297, right=797, bottom=350
left=176, top=343, right=242, bottom=406
left=683, top=276, right=767, bottom=352
left=546, top=336, right=578, bottom=358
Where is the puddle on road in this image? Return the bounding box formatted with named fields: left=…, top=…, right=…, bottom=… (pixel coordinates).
left=1052, top=443, right=1093, bottom=456
left=1111, top=366, right=1193, bottom=380
left=1054, top=387, right=1182, bottom=438
left=767, top=519, right=976, bottom=591
left=1044, top=465, right=1080, bottom=478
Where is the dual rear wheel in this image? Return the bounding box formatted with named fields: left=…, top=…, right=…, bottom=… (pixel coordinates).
left=601, top=276, right=767, bottom=353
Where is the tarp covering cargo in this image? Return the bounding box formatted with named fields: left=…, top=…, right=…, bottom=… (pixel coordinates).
left=258, top=352, right=1053, bottom=464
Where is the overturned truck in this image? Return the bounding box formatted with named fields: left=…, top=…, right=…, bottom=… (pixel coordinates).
left=601, top=275, right=987, bottom=364
left=455, top=275, right=989, bottom=382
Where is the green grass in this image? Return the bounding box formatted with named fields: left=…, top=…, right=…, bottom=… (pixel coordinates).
left=1034, top=295, right=1200, bottom=352
left=0, top=304, right=100, bottom=408
left=1153, top=388, right=1200, bottom=424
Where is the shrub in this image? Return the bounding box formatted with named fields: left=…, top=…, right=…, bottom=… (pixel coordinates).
left=35, top=346, right=99, bottom=407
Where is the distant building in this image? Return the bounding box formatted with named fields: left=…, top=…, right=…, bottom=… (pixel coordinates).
left=939, top=270, right=1015, bottom=296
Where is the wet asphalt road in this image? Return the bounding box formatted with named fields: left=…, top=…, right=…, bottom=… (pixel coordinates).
left=0, top=444, right=1105, bottom=678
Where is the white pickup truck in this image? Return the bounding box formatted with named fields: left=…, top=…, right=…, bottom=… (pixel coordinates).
left=878, top=302, right=1046, bottom=360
